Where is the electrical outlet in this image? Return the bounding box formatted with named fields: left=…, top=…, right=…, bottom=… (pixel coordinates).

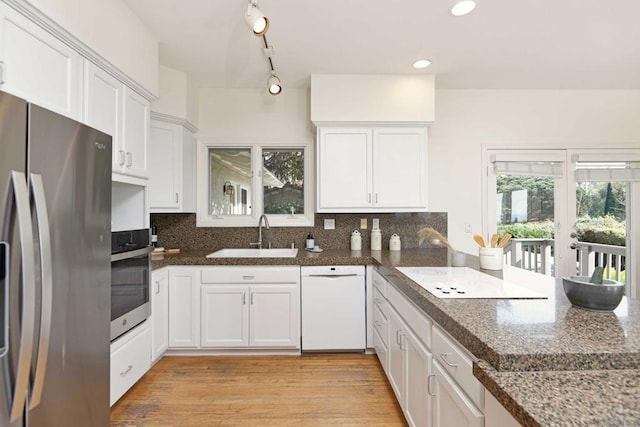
left=465, top=222, right=472, bottom=233
left=372, top=218, right=379, bottom=229
left=360, top=218, right=367, bottom=229
left=324, top=218, right=335, bottom=230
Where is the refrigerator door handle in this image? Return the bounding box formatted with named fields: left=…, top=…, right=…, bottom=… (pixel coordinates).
left=6, top=171, right=36, bottom=422
left=28, top=173, right=53, bottom=409
left=0, top=242, right=8, bottom=359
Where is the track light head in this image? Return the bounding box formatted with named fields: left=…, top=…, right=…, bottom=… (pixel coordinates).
left=267, top=73, right=282, bottom=95
left=245, top=0, right=269, bottom=36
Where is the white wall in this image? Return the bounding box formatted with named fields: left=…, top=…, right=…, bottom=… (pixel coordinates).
left=429, top=89, right=640, bottom=253
left=310, top=74, right=435, bottom=124
left=198, top=88, right=313, bottom=140
left=27, top=0, right=158, bottom=95
left=152, top=65, right=197, bottom=125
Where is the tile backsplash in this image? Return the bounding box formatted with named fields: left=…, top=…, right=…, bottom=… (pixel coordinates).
left=150, top=212, right=447, bottom=251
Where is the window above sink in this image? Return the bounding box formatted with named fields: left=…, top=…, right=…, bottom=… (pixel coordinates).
left=196, top=139, right=314, bottom=227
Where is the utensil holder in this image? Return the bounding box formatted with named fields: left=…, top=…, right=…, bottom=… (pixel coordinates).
left=479, top=247, right=504, bottom=270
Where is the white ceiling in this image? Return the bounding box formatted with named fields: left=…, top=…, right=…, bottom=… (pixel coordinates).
left=123, top=0, right=640, bottom=90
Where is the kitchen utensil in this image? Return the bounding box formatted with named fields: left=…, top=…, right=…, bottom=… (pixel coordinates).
left=473, top=234, right=486, bottom=248
left=589, top=267, right=604, bottom=284
left=562, top=276, right=624, bottom=311
left=490, top=234, right=499, bottom=248
left=497, top=233, right=512, bottom=248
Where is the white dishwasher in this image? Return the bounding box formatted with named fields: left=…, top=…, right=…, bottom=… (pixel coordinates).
left=301, top=265, right=366, bottom=351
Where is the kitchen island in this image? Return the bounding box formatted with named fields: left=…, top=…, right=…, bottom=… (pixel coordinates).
left=153, top=248, right=640, bottom=426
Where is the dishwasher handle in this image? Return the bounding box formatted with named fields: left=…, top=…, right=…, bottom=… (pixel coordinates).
left=306, top=274, right=360, bottom=278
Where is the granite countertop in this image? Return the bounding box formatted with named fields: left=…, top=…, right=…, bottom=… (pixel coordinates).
left=151, top=247, right=640, bottom=426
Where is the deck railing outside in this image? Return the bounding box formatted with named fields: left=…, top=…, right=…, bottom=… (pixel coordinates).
left=503, top=238, right=626, bottom=281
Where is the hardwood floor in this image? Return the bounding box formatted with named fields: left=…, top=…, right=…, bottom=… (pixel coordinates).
left=110, top=354, right=407, bottom=426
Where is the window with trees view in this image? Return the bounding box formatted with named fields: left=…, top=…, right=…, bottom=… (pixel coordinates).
left=197, top=140, right=314, bottom=227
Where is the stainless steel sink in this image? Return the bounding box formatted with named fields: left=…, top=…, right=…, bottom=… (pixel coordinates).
left=206, top=248, right=299, bottom=258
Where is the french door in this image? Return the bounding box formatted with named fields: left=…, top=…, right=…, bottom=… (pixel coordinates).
left=486, top=149, right=640, bottom=297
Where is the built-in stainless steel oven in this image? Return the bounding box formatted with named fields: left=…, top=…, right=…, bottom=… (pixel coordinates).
left=111, top=229, right=153, bottom=341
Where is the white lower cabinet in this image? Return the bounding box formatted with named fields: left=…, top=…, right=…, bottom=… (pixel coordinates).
left=110, top=321, right=151, bottom=406
left=200, top=266, right=300, bottom=349
left=151, top=267, right=169, bottom=362
left=432, top=361, right=483, bottom=427
left=405, top=328, right=432, bottom=427
left=201, top=285, right=250, bottom=347
left=168, top=267, right=200, bottom=348
left=374, top=267, right=484, bottom=427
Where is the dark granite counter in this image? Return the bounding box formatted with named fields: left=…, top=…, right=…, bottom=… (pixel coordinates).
left=151, top=247, right=640, bottom=426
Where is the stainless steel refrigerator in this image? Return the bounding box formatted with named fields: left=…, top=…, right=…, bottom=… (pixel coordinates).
left=0, top=91, right=111, bottom=426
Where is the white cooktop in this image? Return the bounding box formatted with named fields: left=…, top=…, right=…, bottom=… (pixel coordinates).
left=395, top=267, right=547, bottom=299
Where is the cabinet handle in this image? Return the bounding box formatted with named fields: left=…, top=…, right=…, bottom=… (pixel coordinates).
left=396, top=329, right=404, bottom=346
left=250, top=292, right=254, bottom=305
left=375, top=320, right=382, bottom=327
left=175, top=193, right=179, bottom=203
left=154, top=281, right=160, bottom=294
left=0, top=61, right=5, bottom=85
left=375, top=193, right=378, bottom=204
left=374, top=298, right=383, bottom=305
left=120, top=365, right=133, bottom=377
left=427, top=374, right=436, bottom=396
left=368, top=193, right=372, bottom=203
left=439, top=353, right=459, bottom=368
left=125, top=152, right=132, bottom=167
left=243, top=293, right=246, bottom=305
left=242, top=275, right=255, bottom=280
left=118, top=150, right=125, bottom=166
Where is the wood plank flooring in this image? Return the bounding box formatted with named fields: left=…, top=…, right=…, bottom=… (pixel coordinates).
left=110, top=354, right=407, bottom=426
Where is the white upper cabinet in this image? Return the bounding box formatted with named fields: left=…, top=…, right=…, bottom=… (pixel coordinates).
left=84, top=62, right=150, bottom=179
left=148, top=120, right=196, bottom=212
left=84, top=62, right=122, bottom=165
left=121, top=87, right=150, bottom=177
left=317, top=126, right=427, bottom=212
left=0, top=4, right=81, bottom=119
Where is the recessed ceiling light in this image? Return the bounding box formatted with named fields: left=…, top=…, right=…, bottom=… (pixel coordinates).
left=413, top=59, right=431, bottom=69
left=450, top=0, right=477, bottom=16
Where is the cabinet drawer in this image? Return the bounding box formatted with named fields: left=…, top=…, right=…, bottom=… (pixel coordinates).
left=373, top=326, right=388, bottom=373
left=373, top=301, right=388, bottom=347
left=110, top=322, right=151, bottom=406
left=432, top=326, right=484, bottom=409
left=372, top=269, right=387, bottom=297
left=387, top=284, right=432, bottom=349
left=201, top=266, right=300, bottom=284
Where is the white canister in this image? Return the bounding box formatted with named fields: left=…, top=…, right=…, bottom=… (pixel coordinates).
left=389, top=233, right=401, bottom=251
left=350, top=230, right=362, bottom=251
left=479, top=247, right=504, bottom=270
left=371, top=228, right=382, bottom=251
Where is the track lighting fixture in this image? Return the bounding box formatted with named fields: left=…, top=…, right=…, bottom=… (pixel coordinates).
left=267, top=72, right=282, bottom=95
left=245, top=0, right=269, bottom=36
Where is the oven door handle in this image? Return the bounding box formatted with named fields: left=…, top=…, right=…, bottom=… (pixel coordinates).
left=111, top=246, right=153, bottom=262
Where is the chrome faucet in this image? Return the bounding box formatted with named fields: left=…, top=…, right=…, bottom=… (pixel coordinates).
left=250, top=214, right=270, bottom=249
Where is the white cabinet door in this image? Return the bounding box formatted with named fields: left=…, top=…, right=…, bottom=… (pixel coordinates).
left=168, top=267, right=199, bottom=348
left=84, top=61, right=123, bottom=169
left=317, top=127, right=372, bottom=210
left=432, top=361, right=483, bottom=427
left=150, top=268, right=169, bottom=362
left=148, top=120, right=181, bottom=209
left=387, top=307, right=405, bottom=404
left=373, top=326, right=388, bottom=373
left=121, top=87, right=150, bottom=177
left=200, top=285, right=249, bottom=347
left=148, top=120, right=196, bottom=212
left=373, top=127, right=427, bottom=210
left=0, top=4, right=81, bottom=119
left=404, top=328, right=432, bottom=427
left=249, top=284, right=299, bottom=347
